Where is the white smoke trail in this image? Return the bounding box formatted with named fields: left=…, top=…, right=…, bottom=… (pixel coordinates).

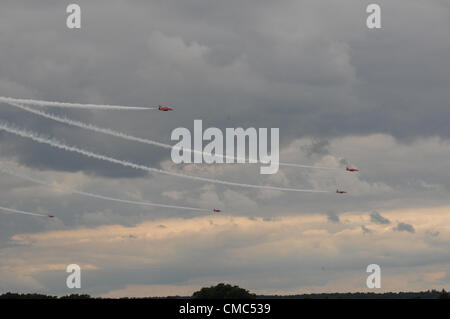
left=5, top=101, right=171, bottom=149
left=0, top=122, right=328, bottom=193
left=0, top=205, right=49, bottom=217
left=0, top=96, right=154, bottom=111
left=0, top=165, right=210, bottom=212
left=3, top=101, right=338, bottom=170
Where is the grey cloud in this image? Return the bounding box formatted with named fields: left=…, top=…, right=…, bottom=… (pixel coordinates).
left=0, top=0, right=449, bottom=179
left=301, top=139, right=330, bottom=158
left=361, top=225, right=372, bottom=234
left=326, top=211, right=340, bottom=223
left=370, top=211, right=391, bottom=225
left=426, top=230, right=440, bottom=238
left=1, top=0, right=450, bottom=295
left=393, top=222, right=416, bottom=234
left=339, top=158, right=350, bottom=167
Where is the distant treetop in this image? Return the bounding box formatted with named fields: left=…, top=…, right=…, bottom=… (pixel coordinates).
left=192, top=283, right=256, bottom=299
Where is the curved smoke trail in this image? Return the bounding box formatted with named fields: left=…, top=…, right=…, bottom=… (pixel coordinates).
left=0, top=205, right=49, bottom=217
left=0, top=96, right=154, bottom=111
left=3, top=101, right=337, bottom=170
left=0, top=165, right=210, bottom=212
left=0, top=122, right=328, bottom=193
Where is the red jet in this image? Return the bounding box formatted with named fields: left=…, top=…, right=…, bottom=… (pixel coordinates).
left=48, top=215, right=55, bottom=218
left=213, top=208, right=221, bottom=213
left=336, top=189, right=347, bottom=194
left=158, top=105, right=173, bottom=111
left=346, top=167, right=359, bottom=172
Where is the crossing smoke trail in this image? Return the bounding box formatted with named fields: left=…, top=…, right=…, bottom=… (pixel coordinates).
left=0, top=96, right=154, bottom=111
left=3, top=101, right=337, bottom=170
left=0, top=205, right=49, bottom=217
left=0, top=122, right=328, bottom=193
left=0, top=165, right=211, bottom=212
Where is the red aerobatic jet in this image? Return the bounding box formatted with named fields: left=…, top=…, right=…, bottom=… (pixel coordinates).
left=346, top=167, right=359, bottom=172
left=213, top=208, right=221, bottom=213
left=336, top=189, right=347, bottom=194
left=158, top=105, right=173, bottom=111
left=48, top=215, right=55, bottom=218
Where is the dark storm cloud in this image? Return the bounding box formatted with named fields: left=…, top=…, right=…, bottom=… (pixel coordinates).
left=2, top=0, right=450, bottom=296
left=0, top=0, right=449, bottom=177
left=370, top=211, right=391, bottom=225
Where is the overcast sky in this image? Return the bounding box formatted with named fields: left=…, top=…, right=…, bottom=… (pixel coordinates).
left=1, top=0, right=450, bottom=296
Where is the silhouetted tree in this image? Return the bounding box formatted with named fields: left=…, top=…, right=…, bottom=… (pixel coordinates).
left=0, top=292, right=56, bottom=299
left=60, top=294, right=91, bottom=299
left=192, top=283, right=256, bottom=299
left=439, top=289, right=449, bottom=299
